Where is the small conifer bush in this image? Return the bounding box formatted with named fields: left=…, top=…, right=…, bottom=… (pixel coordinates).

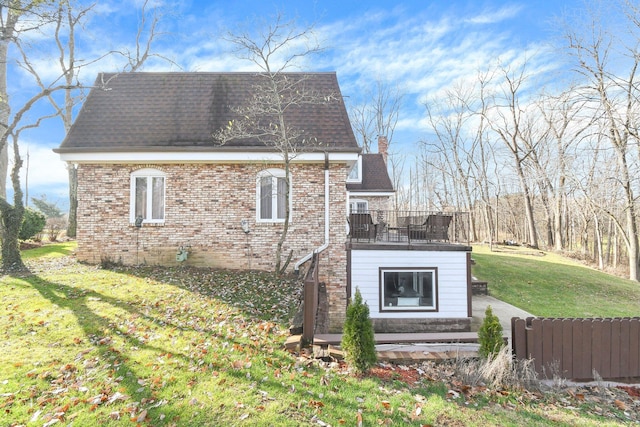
left=341, top=288, right=377, bottom=374
left=478, top=305, right=505, bottom=358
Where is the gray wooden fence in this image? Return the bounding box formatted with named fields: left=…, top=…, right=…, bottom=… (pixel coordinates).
left=512, top=317, right=640, bottom=380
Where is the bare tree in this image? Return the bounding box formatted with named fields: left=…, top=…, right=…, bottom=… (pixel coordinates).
left=563, top=2, right=640, bottom=280
left=58, top=0, right=168, bottom=238
left=538, top=89, right=591, bottom=251
left=349, top=80, right=402, bottom=153
left=0, top=1, right=64, bottom=269
left=214, top=14, right=330, bottom=275
left=1, top=1, right=54, bottom=199
left=423, top=81, right=482, bottom=240
left=484, top=61, right=540, bottom=248
left=469, top=71, right=501, bottom=246
left=0, top=0, right=167, bottom=269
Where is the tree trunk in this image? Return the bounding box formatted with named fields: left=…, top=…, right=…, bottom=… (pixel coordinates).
left=554, top=176, right=565, bottom=251
left=0, top=200, right=24, bottom=270
left=594, top=213, right=604, bottom=270
left=0, top=143, right=25, bottom=271
left=514, top=162, right=538, bottom=248
left=66, top=165, right=77, bottom=238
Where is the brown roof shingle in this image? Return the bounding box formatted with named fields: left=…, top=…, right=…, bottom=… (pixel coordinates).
left=57, top=72, right=359, bottom=152
left=347, top=154, right=394, bottom=192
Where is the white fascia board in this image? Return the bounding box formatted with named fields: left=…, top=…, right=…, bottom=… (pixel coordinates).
left=58, top=151, right=359, bottom=164
left=348, top=191, right=395, bottom=196
left=348, top=191, right=395, bottom=197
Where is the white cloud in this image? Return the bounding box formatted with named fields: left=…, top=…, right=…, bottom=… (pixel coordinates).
left=8, top=143, right=68, bottom=192
left=464, top=5, right=523, bottom=25
left=314, top=4, right=561, bottom=138
left=4, top=1, right=570, bottom=201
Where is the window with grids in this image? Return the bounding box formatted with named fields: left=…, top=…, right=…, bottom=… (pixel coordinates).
left=349, top=199, right=369, bottom=213
left=257, top=169, right=289, bottom=222
left=131, top=168, right=165, bottom=224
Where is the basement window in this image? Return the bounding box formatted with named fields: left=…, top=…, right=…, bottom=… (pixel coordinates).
left=379, top=268, right=438, bottom=312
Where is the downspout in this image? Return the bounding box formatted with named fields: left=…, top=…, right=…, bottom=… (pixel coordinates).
left=295, top=153, right=330, bottom=273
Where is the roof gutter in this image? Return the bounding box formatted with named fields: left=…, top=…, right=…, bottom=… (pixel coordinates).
left=295, top=153, right=330, bottom=273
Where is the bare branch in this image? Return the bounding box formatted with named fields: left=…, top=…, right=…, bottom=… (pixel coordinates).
left=224, top=12, right=324, bottom=74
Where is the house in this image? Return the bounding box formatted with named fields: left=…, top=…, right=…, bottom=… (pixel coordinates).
left=346, top=140, right=394, bottom=214
left=55, top=71, right=472, bottom=333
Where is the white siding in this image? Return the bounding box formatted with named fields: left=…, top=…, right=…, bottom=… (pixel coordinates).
left=350, top=249, right=469, bottom=319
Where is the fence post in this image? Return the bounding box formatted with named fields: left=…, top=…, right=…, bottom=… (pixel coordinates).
left=301, top=253, right=319, bottom=348
left=562, top=319, right=573, bottom=378
left=630, top=319, right=640, bottom=377
left=511, top=317, right=527, bottom=360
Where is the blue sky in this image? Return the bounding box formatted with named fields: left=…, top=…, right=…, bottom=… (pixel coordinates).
left=10, top=0, right=584, bottom=209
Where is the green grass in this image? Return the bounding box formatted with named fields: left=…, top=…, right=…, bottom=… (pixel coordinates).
left=0, top=243, right=634, bottom=426
left=21, top=240, right=77, bottom=259
left=472, top=244, right=640, bottom=317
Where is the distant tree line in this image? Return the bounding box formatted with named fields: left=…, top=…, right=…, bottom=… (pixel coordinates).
left=392, top=1, right=640, bottom=281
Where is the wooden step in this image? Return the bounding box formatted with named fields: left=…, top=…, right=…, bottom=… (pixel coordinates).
left=314, top=331, right=482, bottom=346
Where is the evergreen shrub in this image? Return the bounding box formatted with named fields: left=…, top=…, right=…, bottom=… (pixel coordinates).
left=341, top=288, right=377, bottom=374
left=478, top=305, right=505, bottom=358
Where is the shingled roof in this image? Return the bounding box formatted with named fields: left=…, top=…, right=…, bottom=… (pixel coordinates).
left=56, top=72, right=359, bottom=153
left=346, top=154, right=394, bottom=192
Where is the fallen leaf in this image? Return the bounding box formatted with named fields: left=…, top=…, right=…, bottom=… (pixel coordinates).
left=42, top=419, right=60, bottom=427
left=614, top=399, right=626, bottom=410
left=309, top=399, right=324, bottom=408
left=136, top=409, right=147, bottom=422
left=107, top=392, right=128, bottom=405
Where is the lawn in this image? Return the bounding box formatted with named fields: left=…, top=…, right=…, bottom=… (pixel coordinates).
left=472, top=244, right=640, bottom=317
left=0, top=243, right=637, bottom=426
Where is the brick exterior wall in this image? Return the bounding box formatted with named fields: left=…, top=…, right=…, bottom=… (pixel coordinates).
left=359, top=196, right=390, bottom=221
left=76, top=162, right=349, bottom=331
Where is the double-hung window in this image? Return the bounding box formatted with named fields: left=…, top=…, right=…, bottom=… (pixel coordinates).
left=130, top=168, right=165, bottom=224
left=257, top=169, right=289, bottom=222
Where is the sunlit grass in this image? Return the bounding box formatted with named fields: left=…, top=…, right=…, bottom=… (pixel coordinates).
left=0, top=250, right=631, bottom=426
left=472, top=244, right=640, bottom=317
left=21, top=240, right=77, bottom=259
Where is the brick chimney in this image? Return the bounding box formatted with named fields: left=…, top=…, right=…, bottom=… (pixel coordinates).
left=378, top=135, right=389, bottom=165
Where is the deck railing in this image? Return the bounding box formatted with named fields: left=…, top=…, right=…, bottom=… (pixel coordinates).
left=347, top=210, right=470, bottom=244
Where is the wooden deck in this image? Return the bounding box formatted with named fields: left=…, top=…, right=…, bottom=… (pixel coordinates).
left=314, top=332, right=482, bottom=347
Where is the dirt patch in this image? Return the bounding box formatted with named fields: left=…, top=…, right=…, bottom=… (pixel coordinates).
left=368, top=364, right=421, bottom=385
left=20, top=241, right=44, bottom=250
left=618, top=385, right=640, bottom=398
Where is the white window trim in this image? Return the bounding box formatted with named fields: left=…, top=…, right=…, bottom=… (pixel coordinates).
left=346, top=155, right=362, bottom=183
left=349, top=198, right=369, bottom=214
left=130, top=168, right=166, bottom=224
left=379, top=267, right=438, bottom=312
left=256, top=168, right=292, bottom=223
